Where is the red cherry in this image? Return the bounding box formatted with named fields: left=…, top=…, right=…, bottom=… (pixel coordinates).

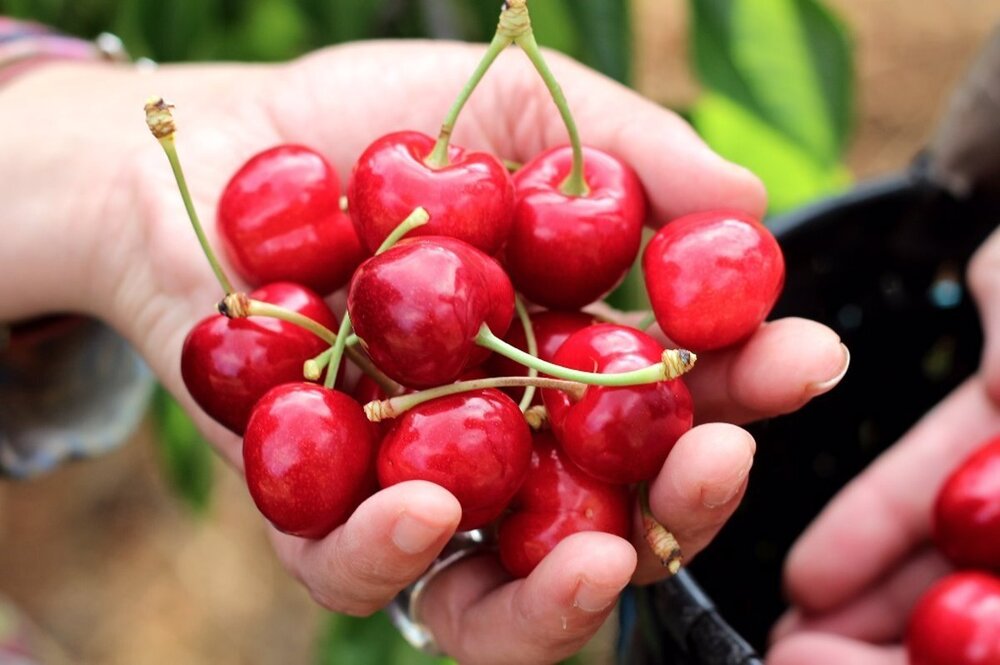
left=505, top=146, right=646, bottom=309
left=377, top=389, right=532, bottom=531
left=217, top=145, right=367, bottom=295
left=243, top=383, right=376, bottom=538
left=906, top=571, right=1000, bottom=665
left=487, top=309, right=595, bottom=403
left=347, top=131, right=515, bottom=255
left=181, top=282, right=339, bottom=434
left=933, top=435, right=1000, bottom=570
left=643, top=210, right=784, bottom=351
left=498, top=430, right=631, bottom=577
left=542, top=324, right=693, bottom=484
left=348, top=236, right=514, bottom=388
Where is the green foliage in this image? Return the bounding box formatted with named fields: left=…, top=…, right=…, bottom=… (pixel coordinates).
left=688, top=0, right=855, bottom=213
left=316, top=612, right=454, bottom=665
left=150, top=385, right=215, bottom=514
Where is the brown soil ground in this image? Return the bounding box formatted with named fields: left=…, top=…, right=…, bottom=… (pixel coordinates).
left=1, top=2, right=997, bottom=664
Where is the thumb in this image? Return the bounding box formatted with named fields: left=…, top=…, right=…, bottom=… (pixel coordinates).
left=967, top=225, right=1000, bottom=403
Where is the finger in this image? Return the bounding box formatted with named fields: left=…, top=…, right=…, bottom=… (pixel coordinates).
left=967, top=225, right=1000, bottom=403
left=270, top=480, right=461, bottom=615
left=771, top=548, right=948, bottom=644
left=633, top=423, right=755, bottom=583
left=767, top=633, right=905, bottom=665
left=783, top=376, right=1000, bottom=613
left=418, top=532, right=637, bottom=665
left=686, top=317, right=849, bottom=424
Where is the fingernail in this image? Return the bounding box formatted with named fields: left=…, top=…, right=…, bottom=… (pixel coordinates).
left=392, top=513, right=442, bottom=555
left=807, top=343, right=850, bottom=396
left=573, top=578, right=622, bottom=613
left=702, top=458, right=753, bottom=508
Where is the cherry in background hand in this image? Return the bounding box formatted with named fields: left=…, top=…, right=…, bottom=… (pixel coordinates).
left=377, top=388, right=531, bottom=531
left=499, top=430, right=631, bottom=578
left=348, top=236, right=514, bottom=388
left=347, top=131, right=515, bottom=255
left=933, top=434, right=1000, bottom=571
left=217, top=145, right=367, bottom=295
left=243, top=383, right=377, bottom=538
left=643, top=210, right=784, bottom=351
left=542, top=324, right=694, bottom=484
left=181, top=282, right=339, bottom=434
left=905, top=571, right=1000, bottom=665
left=505, top=146, right=646, bottom=310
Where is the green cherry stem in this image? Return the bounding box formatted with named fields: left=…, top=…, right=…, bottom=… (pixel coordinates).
left=303, top=348, right=332, bottom=381
left=507, top=3, right=589, bottom=197
left=325, top=310, right=354, bottom=390
left=144, top=98, right=235, bottom=295
left=475, top=323, right=696, bottom=387
left=425, top=30, right=513, bottom=168
left=640, top=482, right=683, bottom=575
left=377, top=207, right=431, bottom=254
left=365, top=376, right=586, bottom=422
left=514, top=296, right=539, bottom=411
left=219, top=293, right=401, bottom=395
left=637, top=311, right=658, bottom=331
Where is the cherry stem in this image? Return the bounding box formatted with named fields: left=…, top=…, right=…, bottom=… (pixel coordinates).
left=637, top=311, right=658, bottom=331
left=640, top=483, right=683, bottom=575
left=475, top=324, right=696, bottom=387
left=220, top=293, right=401, bottom=395
left=303, top=348, right=332, bottom=381
left=377, top=207, right=430, bottom=254
left=510, top=20, right=589, bottom=197
left=144, top=98, right=235, bottom=295
left=325, top=310, right=354, bottom=389
left=514, top=296, right=539, bottom=411
left=425, top=30, right=513, bottom=169
left=364, top=376, right=586, bottom=422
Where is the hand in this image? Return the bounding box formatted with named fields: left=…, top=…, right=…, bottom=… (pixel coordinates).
left=768, top=227, right=1000, bottom=665
left=0, top=42, right=847, bottom=664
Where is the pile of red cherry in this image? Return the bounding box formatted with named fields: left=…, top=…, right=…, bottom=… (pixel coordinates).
left=152, top=0, right=785, bottom=578
left=905, top=435, right=1000, bottom=664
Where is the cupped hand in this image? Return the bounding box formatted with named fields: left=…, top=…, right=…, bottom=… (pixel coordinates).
left=768, top=226, right=1000, bottom=665
left=0, top=41, right=846, bottom=664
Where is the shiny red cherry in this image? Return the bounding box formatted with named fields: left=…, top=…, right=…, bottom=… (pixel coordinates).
left=243, top=383, right=376, bottom=538
left=542, top=324, right=694, bottom=484
left=933, top=435, right=1000, bottom=570
left=348, top=236, right=514, bottom=388
left=377, top=388, right=532, bottom=531
left=487, top=309, right=595, bottom=403
left=347, top=131, right=515, bottom=255
left=181, top=282, right=339, bottom=434
left=643, top=210, right=784, bottom=351
left=498, top=430, right=631, bottom=577
left=906, top=571, right=1000, bottom=665
left=217, top=145, right=367, bottom=295
left=504, top=146, right=646, bottom=309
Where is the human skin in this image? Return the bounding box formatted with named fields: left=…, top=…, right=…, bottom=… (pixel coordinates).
left=0, top=42, right=848, bottom=664
left=769, top=227, right=1000, bottom=665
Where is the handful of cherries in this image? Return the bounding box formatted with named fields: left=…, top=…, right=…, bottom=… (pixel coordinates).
left=905, top=435, right=1000, bottom=665
left=145, top=0, right=784, bottom=580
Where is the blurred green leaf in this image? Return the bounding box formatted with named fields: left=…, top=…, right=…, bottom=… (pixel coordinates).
left=151, top=385, right=215, bottom=513
left=692, top=92, right=851, bottom=214
left=523, top=0, right=579, bottom=59
left=566, top=0, right=631, bottom=82
left=316, top=612, right=454, bottom=665
left=689, top=0, right=853, bottom=165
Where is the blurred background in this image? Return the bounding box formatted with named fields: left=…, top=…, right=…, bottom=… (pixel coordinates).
left=0, top=0, right=997, bottom=663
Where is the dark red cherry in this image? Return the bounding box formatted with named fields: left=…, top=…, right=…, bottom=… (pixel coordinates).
left=218, top=145, right=367, bottom=295
left=542, top=324, right=694, bottom=484
left=906, top=571, right=1000, bottom=665
left=377, top=389, right=532, bottom=531
left=504, top=146, right=646, bottom=309
left=181, top=282, right=339, bottom=434
left=933, top=435, right=1000, bottom=571
left=347, top=131, right=515, bottom=255
left=243, top=383, right=376, bottom=538
left=487, top=309, right=595, bottom=403
left=643, top=210, right=784, bottom=351
left=348, top=236, right=514, bottom=388
left=499, top=430, right=631, bottom=577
